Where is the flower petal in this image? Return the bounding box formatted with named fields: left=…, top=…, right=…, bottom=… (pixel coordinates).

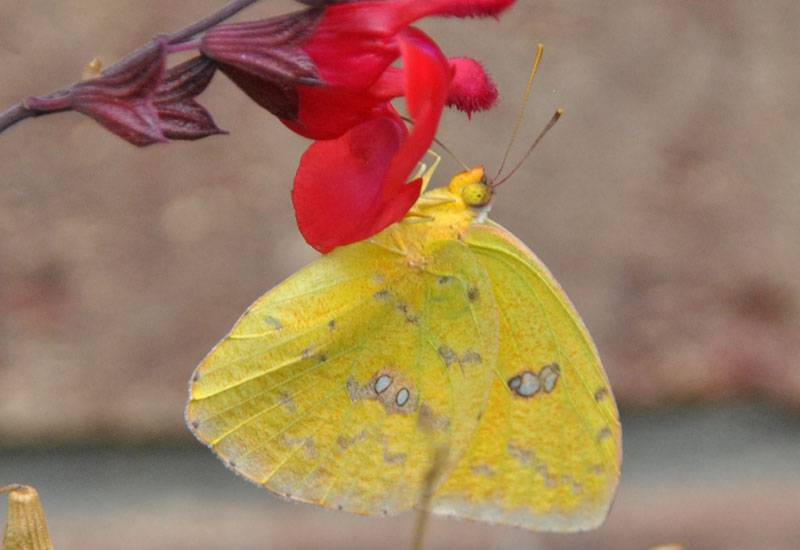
left=380, top=28, right=450, bottom=202
left=314, top=0, right=517, bottom=37
left=292, top=113, right=411, bottom=252
left=292, top=27, right=451, bottom=253
left=302, top=7, right=398, bottom=90
left=446, top=57, right=498, bottom=116
left=369, top=57, right=498, bottom=119
left=283, top=85, right=387, bottom=140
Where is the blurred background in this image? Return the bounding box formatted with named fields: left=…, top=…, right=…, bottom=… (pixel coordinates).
left=1, top=0, right=799, bottom=548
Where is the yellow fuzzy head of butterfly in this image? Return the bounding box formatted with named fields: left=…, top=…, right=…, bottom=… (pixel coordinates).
left=448, top=166, right=493, bottom=207
left=396, top=163, right=496, bottom=251
left=409, top=164, right=494, bottom=229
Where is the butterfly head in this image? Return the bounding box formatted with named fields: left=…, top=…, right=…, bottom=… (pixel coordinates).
left=448, top=166, right=493, bottom=208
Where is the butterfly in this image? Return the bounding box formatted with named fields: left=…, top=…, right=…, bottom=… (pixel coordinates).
left=186, top=140, right=622, bottom=531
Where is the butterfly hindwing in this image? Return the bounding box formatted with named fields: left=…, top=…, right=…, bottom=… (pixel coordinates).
left=430, top=221, right=621, bottom=531
left=187, top=226, right=499, bottom=515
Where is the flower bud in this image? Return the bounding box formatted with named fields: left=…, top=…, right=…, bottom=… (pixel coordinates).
left=155, top=56, right=226, bottom=141
left=2, top=485, right=53, bottom=550
left=25, top=43, right=223, bottom=146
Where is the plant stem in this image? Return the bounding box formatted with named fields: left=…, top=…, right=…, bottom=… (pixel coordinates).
left=0, top=104, right=36, bottom=133
left=0, top=0, right=263, bottom=135
left=167, top=0, right=262, bottom=44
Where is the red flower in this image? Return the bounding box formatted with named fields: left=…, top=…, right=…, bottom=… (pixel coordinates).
left=203, top=0, right=514, bottom=252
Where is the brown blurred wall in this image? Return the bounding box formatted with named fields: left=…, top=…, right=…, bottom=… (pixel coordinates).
left=1, top=0, right=799, bottom=446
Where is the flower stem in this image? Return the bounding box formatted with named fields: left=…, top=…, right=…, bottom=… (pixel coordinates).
left=166, top=39, right=204, bottom=55
left=167, top=0, right=262, bottom=44
left=0, top=104, right=36, bottom=133
left=0, top=0, right=263, bottom=136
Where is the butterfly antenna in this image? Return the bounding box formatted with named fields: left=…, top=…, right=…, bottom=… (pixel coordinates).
left=494, top=43, right=545, bottom=181
left=493, top=108, right=563, bottom=188
left=400, top=115, right=471, bottom=172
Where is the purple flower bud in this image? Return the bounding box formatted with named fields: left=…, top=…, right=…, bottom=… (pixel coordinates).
left=155, top=56, right=226, bottom=141
left=200, top=9, right=324, bottom=120
left=25, top=42, right=223, bottom=147
left=67, top=43, right=167, bottom=146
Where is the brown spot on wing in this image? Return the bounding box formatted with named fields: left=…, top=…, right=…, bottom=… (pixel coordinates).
left=438, top=345, right=482, bottom=372
left=281, top=435, right=318, bottom=459
left=383, top=444, right=407, bottom=465
left=373, top=289, right=391, bottom=301
left=508, top=443, right=560, bottom=488
left=461, top=351, right=482, bottom=365
left=471, top=464, right=495, bottom=477
left=278, top=391, right=297, bottom=412
left=438, top=345, right=458, bottom=367
left=396, top=302, right=419, bottom=324
left=594, top=387, right=609, bottom=402
left=264, top=316, right=283, bottom=330
left=418, top=404, right=450, bottom=432
left=336, top=430, right=366, bottom=450
left=507, top=442, right=533, bottom=465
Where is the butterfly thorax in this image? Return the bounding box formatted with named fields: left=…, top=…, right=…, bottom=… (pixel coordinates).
left=366, top=166, right=494, bottom=266
left=408, top=165, right=493, bottom=227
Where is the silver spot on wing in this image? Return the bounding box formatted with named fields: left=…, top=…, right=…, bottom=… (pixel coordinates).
left=540, top=363, right=560, bottom=393
left=375, top=375, right=393, bottom=394
left=396, top=388, right=410, bottom=407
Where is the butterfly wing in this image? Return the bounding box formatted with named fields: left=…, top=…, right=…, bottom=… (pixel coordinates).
left=187, top=227, right=499, bottom=516
left=430, top=221, right=622, bottom=531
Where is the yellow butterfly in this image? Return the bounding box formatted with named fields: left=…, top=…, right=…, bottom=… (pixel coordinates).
left=186, top=146, right=621, bottom=531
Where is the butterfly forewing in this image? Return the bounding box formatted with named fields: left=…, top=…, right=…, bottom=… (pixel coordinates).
left=187, top=226, right=499, bottom=515
left=430, top=221, right=621, bottom=531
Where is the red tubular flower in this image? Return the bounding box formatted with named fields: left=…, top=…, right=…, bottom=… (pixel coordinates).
left=203, top=0, right=515, bottom=252
left=292, top=28, right=449, bottom=252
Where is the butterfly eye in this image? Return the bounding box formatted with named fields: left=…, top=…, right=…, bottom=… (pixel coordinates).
left=462, top=181, right=492, bottom=207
